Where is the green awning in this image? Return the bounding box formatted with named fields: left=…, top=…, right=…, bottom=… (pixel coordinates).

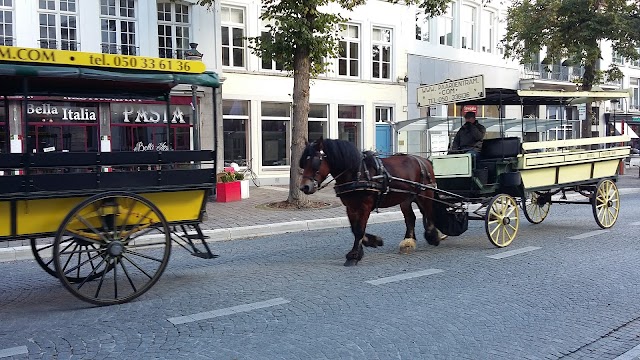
left=0, top=63, right=220, bottom=99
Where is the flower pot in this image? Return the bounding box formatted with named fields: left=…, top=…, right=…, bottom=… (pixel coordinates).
left=216, top=181, right=241, bottom=202
left=240, top=179, right=250, bottom=199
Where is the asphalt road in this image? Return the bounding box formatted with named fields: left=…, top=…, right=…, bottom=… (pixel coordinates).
left=2, top=190, right=640, bottom=359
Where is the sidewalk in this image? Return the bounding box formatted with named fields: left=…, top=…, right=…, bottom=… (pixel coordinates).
left=2, top=170, right=640, bottom=262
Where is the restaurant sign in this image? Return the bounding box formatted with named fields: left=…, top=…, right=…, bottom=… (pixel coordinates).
left=27, top=102, right=97, bottom=121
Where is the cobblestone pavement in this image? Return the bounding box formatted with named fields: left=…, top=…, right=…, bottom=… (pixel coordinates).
left=2, top=189, right=640, bottom=359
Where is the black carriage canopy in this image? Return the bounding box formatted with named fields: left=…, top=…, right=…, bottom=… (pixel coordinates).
left=0, top=63, right=221, bottom=98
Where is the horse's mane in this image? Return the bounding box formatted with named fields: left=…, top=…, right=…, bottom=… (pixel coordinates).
left=301, top=139, right=362, bottom=174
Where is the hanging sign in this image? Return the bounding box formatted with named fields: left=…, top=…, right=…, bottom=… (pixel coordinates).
left=0, top=45, right=206, bottom=74
left=417, top=75, right=485, bottom=107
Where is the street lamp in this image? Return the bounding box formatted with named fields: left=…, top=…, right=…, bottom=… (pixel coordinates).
left=611, top=99, right=620, bottom=138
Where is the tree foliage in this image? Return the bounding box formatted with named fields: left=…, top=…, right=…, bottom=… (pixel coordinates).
left=502, top=0, right=640, bottom=90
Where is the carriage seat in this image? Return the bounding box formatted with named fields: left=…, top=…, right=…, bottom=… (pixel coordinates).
left=475, top=137, right=522, bottom=184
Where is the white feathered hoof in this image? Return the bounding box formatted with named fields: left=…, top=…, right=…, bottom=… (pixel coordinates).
left=398, top=238, right=416, bottom=254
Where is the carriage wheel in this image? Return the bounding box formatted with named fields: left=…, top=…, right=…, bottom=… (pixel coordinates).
left=521, top=191, right=551, bottom=224
left=53, top=192, right=171, bottom=306
left=592, top=179, right=620, bottom=229
left=485, top=194, right=519, bottom=248
left=31, top=238, right=112, bottom=283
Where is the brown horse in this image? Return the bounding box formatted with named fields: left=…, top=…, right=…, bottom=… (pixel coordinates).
left=299, top=137, right=440, bottom=266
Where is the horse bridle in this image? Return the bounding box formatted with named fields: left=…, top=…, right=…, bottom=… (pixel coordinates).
left=302, top=150, right=325, bottom=190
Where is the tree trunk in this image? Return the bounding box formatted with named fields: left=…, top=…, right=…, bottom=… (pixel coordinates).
left=581, top=62, right=596, bottom=139
left=287, top=45, right=311, bottom=206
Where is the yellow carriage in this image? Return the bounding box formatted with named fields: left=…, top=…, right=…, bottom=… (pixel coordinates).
left=0, top=46, right=220, bottom=305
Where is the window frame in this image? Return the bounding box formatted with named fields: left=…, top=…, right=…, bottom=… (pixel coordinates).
left=0, top=0, right=14, bottom=46
left=415, top=11, right=429, bottom=42
left=308, top=104, right=328, bottom=142
left=481, top=9, right=494, bottom=53
left=100, top=0, right=138, bottom=55
left=371, top=26, right=392, bottom=80
left=38, top=0, right=79, bottom=50
left=437, top=3, right=454, bottom=47
left=220, top=5, right=246, bottom=68
left=157, top=1, right=191, bottom=59
left=630, top=78, right=639, bottom=111
left=338, top=23, right=360, bottom=78
left=337, top=104, right=363, bottom=148
left=461, top=4, right=476, bottom=50
left=222, top=99, right=250, bottom=166
left=260, top=102, right=291, bottom=167
left=259, top=15, right=284, bottom=72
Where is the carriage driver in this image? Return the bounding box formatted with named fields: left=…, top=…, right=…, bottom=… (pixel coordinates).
left=450, top=111, right=486, bottom=158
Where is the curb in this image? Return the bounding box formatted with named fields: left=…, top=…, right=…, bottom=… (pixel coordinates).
left=0, top=210, right=414, bottom=263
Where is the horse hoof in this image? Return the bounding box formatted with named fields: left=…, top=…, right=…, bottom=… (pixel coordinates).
left=344, top=259, right=359, bottom=266
left=398, top=238, right=416, bottom=254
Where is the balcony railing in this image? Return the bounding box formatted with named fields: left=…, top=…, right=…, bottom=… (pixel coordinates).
left=159, top=48, right=188, bottom=60
left=38, top=39, right=80, bottom=51
left=0, top=37, right=14, bottom=46
left=100, top=43, right=139, bottom=56
left=521, top=63, right=584, bottom=83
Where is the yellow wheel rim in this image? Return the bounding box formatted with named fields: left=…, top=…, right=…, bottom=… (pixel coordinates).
left=486, top=194, right=519, bottom=247
left=523, top=192, right=550, bottom=224
left=593, top=179, right=620, bottom=229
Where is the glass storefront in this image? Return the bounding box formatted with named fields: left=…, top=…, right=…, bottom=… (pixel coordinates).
left=26, top=101, right=99, bottom=152
left=110, top=102, right=193, bottom=151
left=222, top=100, right=249, bottom=166
left=261, top=102, right=290, bottom=166
left=0, top=100, right=6, bottom=153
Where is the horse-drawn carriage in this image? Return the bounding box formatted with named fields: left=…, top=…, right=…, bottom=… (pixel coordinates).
left=0, top=46, right=221, bottom=305
left=300, top=88, right=631, bottom=265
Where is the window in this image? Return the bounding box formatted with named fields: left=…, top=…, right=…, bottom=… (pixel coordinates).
left=38, top=0, right=78, bottom=50
left=372, top=27, right=392, bottom=80
left=415, top=11, right=429, bottom=41
left=221, top=6, right=245, bottom=68
left=0, top=100, right=6, bottom=153
left=308, top=104, right=328, bottom=142
left=0, top=0, right=13, bottom=46
left=631, top=49, right=640, bottom=68
left=437, top=4, right=453, bottom=47
left=110, top=102, right=193, bottom=151
left=338, top=24, right=360, bottom=77
left=481, top=9, right=493, bottom=53
left=461, top=4, right=476, bottom=50
left=100, top=0, right=137, bottom=55
left=612, top=51, right=624, bottom=65
left=26, top=101, right=99, bottom=153
left=338, top=105, right=362, bottom=148
left=223, top=100, right=249, bottom=166
left=631, top=78, right=639, bottom=111
left=157, top=1, right=190, bottom=59
left=260, top=16, right=283, bottom=71
left=261, top=102, right=290, bottom=166
left=375, top=106, right=392, bottom=123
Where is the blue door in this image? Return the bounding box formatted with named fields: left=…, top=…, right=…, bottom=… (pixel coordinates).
left=375, top=124, right=392, bottom=157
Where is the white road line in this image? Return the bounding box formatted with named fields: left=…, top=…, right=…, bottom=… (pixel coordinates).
left=568, top=230, right=610, bottom=239
left=0, top=346, right=28, bottom=358
left=487, top=246, right=541, bottom=259
left=630, top=221, right=640, bottom=226
left=366, top=269, right=444, bottom=285
left=613, top=343, right=640, bottom=360
left=167, top=297, right=290, bottom=325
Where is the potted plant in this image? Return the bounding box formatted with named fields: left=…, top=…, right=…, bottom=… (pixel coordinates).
left=235, top=171, right=250, bottom=199
left=216, top=171, right=241, bottom=202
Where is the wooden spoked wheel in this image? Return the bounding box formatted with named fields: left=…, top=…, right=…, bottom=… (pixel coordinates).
left=521, top=191, right=551, bottom=224
left=485, top=194, right=519, bottom=248
left=53, top=192, right=171, bottom=306
left=592, top=179, right=620, bottom=229
left=31, top=238, right=111, bottom=283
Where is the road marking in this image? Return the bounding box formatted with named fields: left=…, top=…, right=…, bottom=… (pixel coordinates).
left=366, top=269, right=444, bottom=285
left=487, top=246, right=541, bottom=259
left=167, top=297, right=290, bottom=325
left=0, top=346, right=28, bottom=358
left=613, top=343, right=640, bottom=360
left=568, top=230, right=609, bottom=239
left=630, top=221, right=640, bottom=226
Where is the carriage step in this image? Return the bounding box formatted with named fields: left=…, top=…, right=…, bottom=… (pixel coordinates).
left=191, top=252, right=219, bottom=259
left=184, top=233, right=210, bottom=240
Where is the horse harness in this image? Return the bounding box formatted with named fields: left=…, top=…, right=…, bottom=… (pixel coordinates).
left=332, top=152, right=433, bottom=211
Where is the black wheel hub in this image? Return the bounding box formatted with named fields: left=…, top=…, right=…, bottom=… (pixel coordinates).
left=607, top=200, right=613, bottom=207
left=502, top=217, right=510, bottom=225
left=107, top=241, right=125, bottom=257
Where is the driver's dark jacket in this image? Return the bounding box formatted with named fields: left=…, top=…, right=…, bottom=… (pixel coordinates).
left=451, top=121, right=486, bottom=153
